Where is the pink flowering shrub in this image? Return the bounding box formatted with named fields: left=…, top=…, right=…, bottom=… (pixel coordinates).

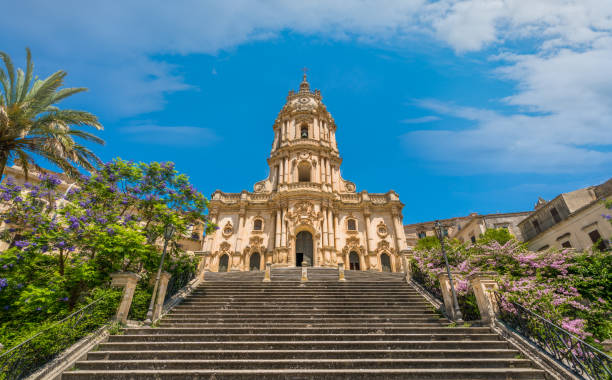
left=413, top=236, right=611, bottom=345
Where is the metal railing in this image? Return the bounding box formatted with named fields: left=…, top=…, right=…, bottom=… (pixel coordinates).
left=494, top=292, right=612, bottom=380
left=164, top=270, right=196, bottom=303
left=411, top=264, right=443, bottom=302
left=0, top=296, right=115, bottom=380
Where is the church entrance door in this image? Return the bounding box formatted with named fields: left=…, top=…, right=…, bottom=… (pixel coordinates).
left=381, top=253, right=391, bottom=272
left=295, top=231, right=313, bottom=267
left=219, top=254, right=229, bottom=272
left=349, top=251, right=360, bottom=270
left=249, top=252, right=261, bottom=271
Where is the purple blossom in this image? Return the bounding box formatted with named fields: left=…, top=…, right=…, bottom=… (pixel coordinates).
left=14, top=240, right=29, bottom=248
left=106, top=227, right=115, bottom=235
left=0, top=278, right=7, bottom=290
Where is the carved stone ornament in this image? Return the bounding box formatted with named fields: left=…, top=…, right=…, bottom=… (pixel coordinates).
left=376, top=221, right=389, bottom=238
left=375, top=239, right=396, bottom=255
left=285, top=201, right=322, bottom=229
left=218, top=241, right=231, bottom=253
left=254, top=180, right=266, bottom=193
left=344, top=180, right=356, bottom=193
left=342, top=236, right=366, bottom=256
left=222, top=221, right=233, bottom=238
left=244, top=235, right=266, bottom=255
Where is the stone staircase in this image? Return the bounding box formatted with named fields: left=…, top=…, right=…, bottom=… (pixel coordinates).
left=63, top=268, right=546, bottom=379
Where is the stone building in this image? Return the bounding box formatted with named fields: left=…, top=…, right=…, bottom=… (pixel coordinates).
left=201, top=75, right=409, bottom=272
left=404, top=211, right=531, bottom=247
left=518, top=178, right=612, bottom=252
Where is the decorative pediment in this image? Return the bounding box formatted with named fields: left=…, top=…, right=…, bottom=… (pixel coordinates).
left=286, top=201, right=322, bottom=228
left=342, top=236, right=366, bottom=255
left=218, top=241, right=231, bottom=253
left=244, top=235, right=266, bottom=255
left=376, top=239, right=396, bottom=255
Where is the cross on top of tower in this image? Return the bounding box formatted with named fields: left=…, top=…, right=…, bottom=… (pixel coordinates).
left=300, top=67, right=310, bottom=92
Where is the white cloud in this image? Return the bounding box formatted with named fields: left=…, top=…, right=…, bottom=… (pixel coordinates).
left=401, top=115, right=440, bottom=124
left=2, top=1, right=612, bottom=173
left=121, top=125, right=220, bottom=147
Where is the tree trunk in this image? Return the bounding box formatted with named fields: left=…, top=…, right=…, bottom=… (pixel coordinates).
left=0, top=151, right=8, bottom=182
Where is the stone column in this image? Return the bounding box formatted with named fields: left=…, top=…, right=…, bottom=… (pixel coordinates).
left=284, top=157, right=289, bottom=183
left=281, top=207, right=288, bottom=247
left=338, top=262, right=346, bottom=282
left=437, top=273, right=459, bottom=321
left=322, top=206, right=329, bottom=247
left=301, top=266, right=308, bottom=282
left=392, top=211, right=408, bottom=251
left=152, top=272, right=172, bottom=322
left=194, top=251, right=208, bottom=281
left=234, top=212, right=245, bottom=253
left=263, top=262, right=271, bottom=282
left=468, top=272, right=499, bottom=324
left=402, top=252, right=413, bottom=282
left=275, top=209, right=281, bottom=248
left=110, top=272, right=141, bottom=324
left=364, top=213, right=373, bottom=253
left=326, top=159, right=331, bottom=184
left=334, top=214, right=341, bottom=251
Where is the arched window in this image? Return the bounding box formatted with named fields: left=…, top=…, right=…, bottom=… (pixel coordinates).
left=347, top=218, right=357, bottom=231
left=298, top=162, right=311, bottom=182
left=301, top=125, right=308, bottom=139
left=253, top=219, right=263, bottom=231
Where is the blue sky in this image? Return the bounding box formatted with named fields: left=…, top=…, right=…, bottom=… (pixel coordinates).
left=1, top=1, right=611, bottom=223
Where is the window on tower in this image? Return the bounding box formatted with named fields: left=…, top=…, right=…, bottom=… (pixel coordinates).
left=298, top=162, right=311, bottom=182
left=301, top=125, right=308, bottom=139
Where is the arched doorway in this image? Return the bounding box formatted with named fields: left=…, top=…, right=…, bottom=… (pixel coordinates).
left=218, top=254, right=229, bottom=272
left=249, top=252, right=261, bottom=271
left=349, top=251, right=360, bottom=270
left=381, top=253, right=391, bottom=272
left=295, top=231, right=313, bottom=267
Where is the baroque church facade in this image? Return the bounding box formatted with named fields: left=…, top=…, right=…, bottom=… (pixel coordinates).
left=200, top=75, right=409, bottom=272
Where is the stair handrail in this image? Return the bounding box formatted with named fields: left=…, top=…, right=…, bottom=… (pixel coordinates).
left=493, top=291, right=611, bottom=380
left=0, top=296, right=113, bottom=380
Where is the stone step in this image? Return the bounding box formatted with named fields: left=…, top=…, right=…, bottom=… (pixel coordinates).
left=123, top=327, right=489, bottom=335
left=107, top=333, right=501, bottom=343
left=156, top=322, right=455, bottom=328
left=159, top=317, right=448, bottom=324
left=97, top=340, right=511, bottom=351
left=75, top=358, right=533, bottom=370
left=62, top=368, right=546, bottom=379
left=166, top=311, right=439, bottom=318
left=87, top=348, right=521, bottom=361
left=170, top=306, right=434, bottom=312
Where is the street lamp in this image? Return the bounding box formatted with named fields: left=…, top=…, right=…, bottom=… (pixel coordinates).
left=434, top=220, right=463, bottom=323
left=144, top=223, right=176, bottom=325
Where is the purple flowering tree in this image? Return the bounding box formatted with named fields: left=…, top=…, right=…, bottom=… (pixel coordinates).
left=0, top=159, right=212, bottom=346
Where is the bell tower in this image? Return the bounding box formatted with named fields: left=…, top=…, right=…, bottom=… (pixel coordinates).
left=253, top=73, right=355, bottom=194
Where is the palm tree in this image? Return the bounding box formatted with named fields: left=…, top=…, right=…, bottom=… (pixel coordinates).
left=0, top=48, right=104, bottom=180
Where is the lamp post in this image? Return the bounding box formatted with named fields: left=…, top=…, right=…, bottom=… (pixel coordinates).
left=434, top=220, right=463, bottom=323
left=144, top=224, right=176, bottom=326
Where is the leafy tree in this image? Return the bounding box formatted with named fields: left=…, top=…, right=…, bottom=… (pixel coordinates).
left=478, top=228, right=514, bottom=245
left=0, top=159, right=211, bottom=348
left=415, top=236, right=440, bottom=250
left=0, top=48, right=104, bottom=180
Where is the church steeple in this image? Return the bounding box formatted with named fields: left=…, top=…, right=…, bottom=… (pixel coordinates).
left=250, top=73, right=356, bottom=194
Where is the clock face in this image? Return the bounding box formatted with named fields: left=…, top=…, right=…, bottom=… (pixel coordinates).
left=298, top=97, right=309, bottom=104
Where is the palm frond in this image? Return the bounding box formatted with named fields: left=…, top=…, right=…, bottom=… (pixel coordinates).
left=0, top=51, right=16, bottom=104
left=0, top=68, right=10, bottom=106
left=15, top=68, right=25, bottom=105
left=50, top=87, right=88, bottom=105
left=67, top=129, right=105, bottom=145
left=18, top=48, right=33, bottom=103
